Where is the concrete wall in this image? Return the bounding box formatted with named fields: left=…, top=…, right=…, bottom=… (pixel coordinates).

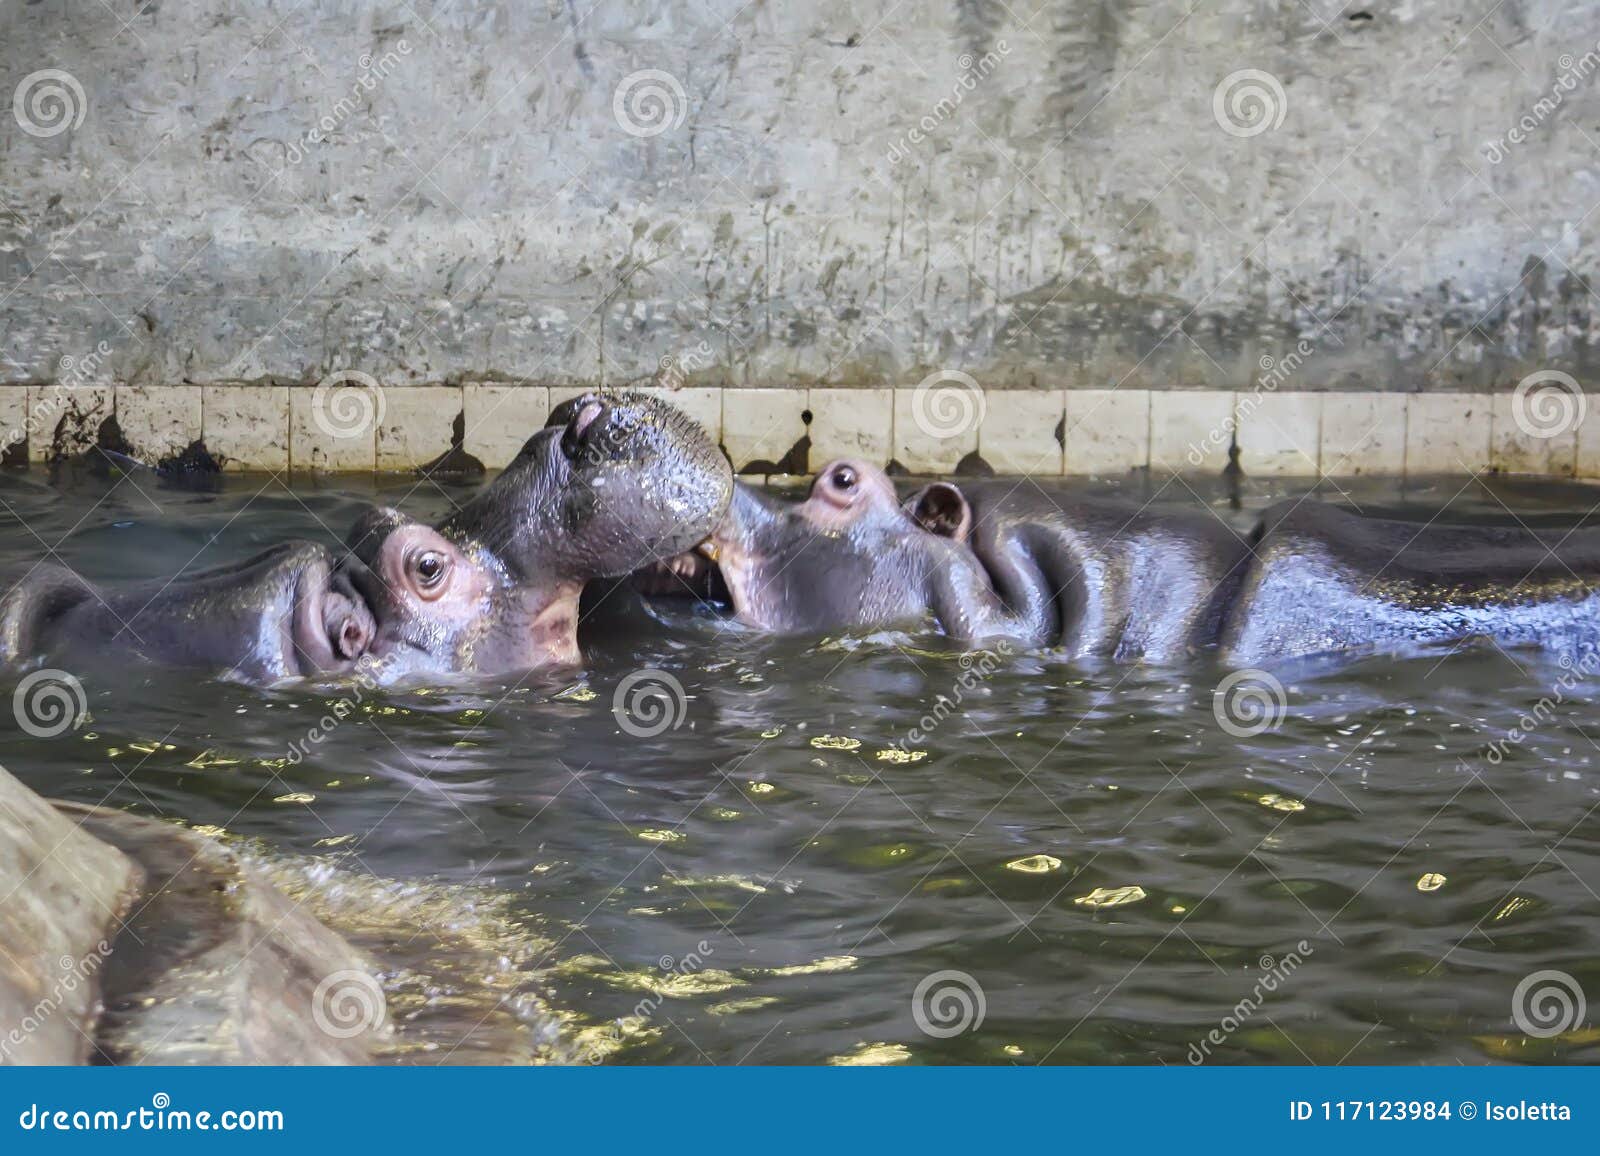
left=2, top=0, right=1598, bottom=474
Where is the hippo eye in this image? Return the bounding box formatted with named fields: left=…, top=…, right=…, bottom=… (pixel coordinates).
left=830, top=466, right=858, bottom=493
left=408, top=549, right=451, bottom=599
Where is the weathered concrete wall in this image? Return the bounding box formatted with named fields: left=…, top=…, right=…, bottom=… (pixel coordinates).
left=2, top=0, right=1597, bottom=403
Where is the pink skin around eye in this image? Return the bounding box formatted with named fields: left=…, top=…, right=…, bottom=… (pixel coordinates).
left=799, top=459, right=897, bottom=532
left=378, top=525, right=489, bottom=620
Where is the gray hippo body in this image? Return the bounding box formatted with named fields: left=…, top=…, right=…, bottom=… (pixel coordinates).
left=1223, top=499, right=1600, bottom=664
left=641, top=459, right=1600, bottom=666
left=0, top=392, right=731, bottom=684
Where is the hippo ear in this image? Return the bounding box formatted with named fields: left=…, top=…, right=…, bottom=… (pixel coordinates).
left=905, top=483, right=972, bottom=543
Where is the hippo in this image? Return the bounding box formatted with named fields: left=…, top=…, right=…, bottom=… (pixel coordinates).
left=639, top=459, right=1600, bottom=666
left=0, top=391, right=731, bottom=684
left=634, top=458, right=1019, bottom=642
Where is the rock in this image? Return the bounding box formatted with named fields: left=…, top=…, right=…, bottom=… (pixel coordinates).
left=59, top=804, right=390, bottom=1065
left=0, top=763, right=140, bottom=1065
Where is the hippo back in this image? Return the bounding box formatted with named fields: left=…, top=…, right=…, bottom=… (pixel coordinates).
left=1222, top=500, right=1600, bottom=664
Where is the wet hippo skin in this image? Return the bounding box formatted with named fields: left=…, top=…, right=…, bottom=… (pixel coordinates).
left=0, top=391, right=732, bottom=684
left=925, top=488, right=1600, bottom=664
left=635, top=459, right=1019, bottom=642
left=644, top=458, right=1600, bottom=666
left=936, top=482, right=1254, bottom=663
left=1220, top=499, right=1600, bottom=664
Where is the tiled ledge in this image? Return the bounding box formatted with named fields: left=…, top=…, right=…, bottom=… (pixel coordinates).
left=0, top=384, right=1589, bottom=479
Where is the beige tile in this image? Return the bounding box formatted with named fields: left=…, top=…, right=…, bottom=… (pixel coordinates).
left=1063, top=388, right=1149, bottom=475
left=114, top=385, right=202, bottom=462
left=637, top=387, right=723, bottom=443
left=377, top=386, right=462, bottom=472
left=979, top=390, right=1064, bottom=475
left=463, top=384, right=549, bottom=469
left=1574, top=401, right=1600, bottom=480
left=1236, top=391, right=1319, bottom=476
left=893, top=379, right=983, bottom=474
left=202, top=386, right=289, bottom=471
left=1492, top=389, right=1580, bottom=476
left=723, top=388, right=808, bottom=472
left=547, top=386, right=591, bottom=413
left=290, top=381, right=379, bottom=473
left=807, top=387, right=892, bottom=469
left=0, top=386, right=27, bottom=462
left=26, top=383, right=113, bottom=463
left=1404, top=393, right=1491, bottom=475
left=1150, top=390, right=1234, bottom=472
left=1320, top=392, right=1406, bottom=475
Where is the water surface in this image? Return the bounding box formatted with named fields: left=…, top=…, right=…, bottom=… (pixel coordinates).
left=3, top=465, right=1599, bottom=1065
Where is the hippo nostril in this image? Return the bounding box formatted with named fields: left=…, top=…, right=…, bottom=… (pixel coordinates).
left=572, top=401, right=604, bottom=438
left=561, top=400, right=608, bottom=460
left=336, top=615, right=369, bottom=660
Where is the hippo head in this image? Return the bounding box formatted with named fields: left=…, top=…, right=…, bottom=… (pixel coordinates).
left=639, top=458, right=1005, bottom=639
left=339, top=390, right=733, bottom=679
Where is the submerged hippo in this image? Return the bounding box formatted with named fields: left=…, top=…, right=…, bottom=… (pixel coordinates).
left=640, top=459, right=1600, bottom=666
left=0, top=392, right=731, bottom=683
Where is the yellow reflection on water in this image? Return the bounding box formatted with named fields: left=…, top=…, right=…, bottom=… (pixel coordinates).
left=1074, top=885, right=1147, bottom=909
left=828, top=1042, right=911, bottom=1066
left=1006, top=854, right=1062, bottom=873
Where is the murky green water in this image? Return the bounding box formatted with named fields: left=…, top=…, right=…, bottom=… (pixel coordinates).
left=3, top=466, right=1599, bottom=1065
